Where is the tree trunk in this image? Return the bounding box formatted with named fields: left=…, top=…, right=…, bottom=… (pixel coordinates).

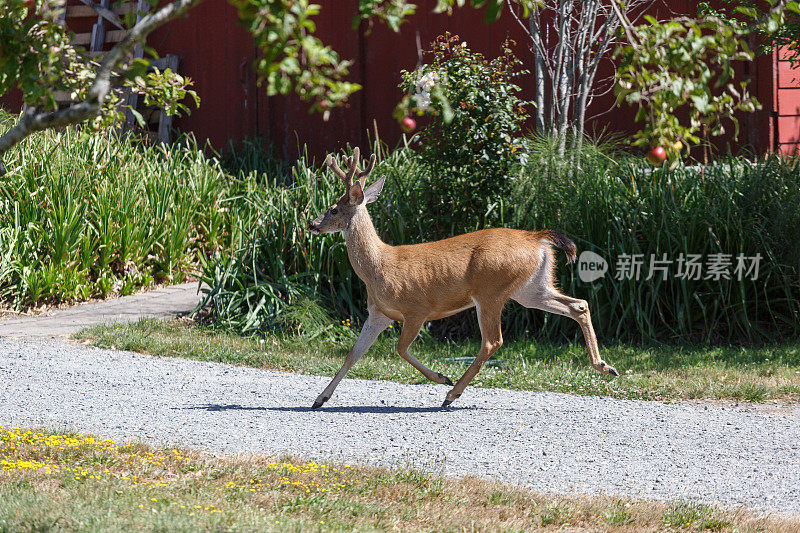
left=529, top=11, right=547, bottom=133
left=554, top=1, right=572, bottom=157
left=517, top=0, right=647, bottom=162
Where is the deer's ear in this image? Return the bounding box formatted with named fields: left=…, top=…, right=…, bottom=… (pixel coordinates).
left=363, top=175, right=386, bottom=204
left=348, top=181, right=365, bottom=206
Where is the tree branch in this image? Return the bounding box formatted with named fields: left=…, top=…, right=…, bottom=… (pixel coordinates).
left=505, top=0, right=534, bottom=43
left=0, top=0, right=207, bottom=175
left=609, top=0, right=640, bottom=50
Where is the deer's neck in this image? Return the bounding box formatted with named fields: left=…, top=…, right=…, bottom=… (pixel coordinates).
left=344, top=206, right=385, bottom=282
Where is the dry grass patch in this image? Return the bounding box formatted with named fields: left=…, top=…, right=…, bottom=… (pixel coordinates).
left=1, top=426, right=798, bottom=531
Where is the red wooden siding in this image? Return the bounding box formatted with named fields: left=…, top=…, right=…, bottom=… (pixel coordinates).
left=239, top=0, right=778, bottom=159
left=778, top=89, right=800, bottom=115
left=255, top=1, right=363, bottom=161
left=146, top=0, right=259, bottom=150
left=776, top=46, right=800, bottom=154
left=247, top=0, right=715, bottom=160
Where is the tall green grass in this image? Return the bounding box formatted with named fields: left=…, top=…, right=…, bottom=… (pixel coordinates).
left=202, top=139, right=800, bottom=344
left=512, top=152, right=800, bottom=343
left=0, top=112, right=253, bottom=307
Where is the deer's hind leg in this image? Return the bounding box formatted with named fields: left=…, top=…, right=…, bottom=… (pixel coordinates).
left=397, top=316, right=453, bottom=386
left=511, top=258, right=618, bottom=377
left=442, top=299, right=504, bottom=407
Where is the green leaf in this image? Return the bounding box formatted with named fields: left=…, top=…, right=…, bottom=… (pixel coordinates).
left=734, top=6, right=758, bottom=18
left=124, top=58, right=150, bottom=82
left=129, top=107, right=145, bottom=128
left=690, top=93, right=712, bottom=114
left=484, top=0, right=502, bottom=23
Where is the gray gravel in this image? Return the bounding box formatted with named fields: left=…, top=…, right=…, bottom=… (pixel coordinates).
left=1, top=338, right=799, bottom=517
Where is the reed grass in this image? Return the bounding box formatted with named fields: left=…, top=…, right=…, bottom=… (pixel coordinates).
left=0, top=111, right=256, bottom=308
left=511, top=149, right=800, bottom=343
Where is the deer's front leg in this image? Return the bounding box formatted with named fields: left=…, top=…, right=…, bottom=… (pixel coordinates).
left=311, top=311, right=392, bottom=409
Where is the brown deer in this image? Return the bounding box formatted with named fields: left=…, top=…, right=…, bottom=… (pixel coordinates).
left=308, top=147, right=617, bottom=409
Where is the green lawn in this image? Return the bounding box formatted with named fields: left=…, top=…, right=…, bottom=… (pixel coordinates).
left=76, top=319, right=800, bottom=403
left=1, top=426, right=795, bottom=532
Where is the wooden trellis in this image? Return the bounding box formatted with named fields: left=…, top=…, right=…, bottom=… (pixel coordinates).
left=49, top=0, right=180, bottom=142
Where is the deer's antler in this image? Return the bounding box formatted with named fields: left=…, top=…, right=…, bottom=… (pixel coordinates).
left=325, top=147, right=376, bottom=189
left=325, top=153, right=348, bottom=186
left=356, top=153, right=376, bottom=188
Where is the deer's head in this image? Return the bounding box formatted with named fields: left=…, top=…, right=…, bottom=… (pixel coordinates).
left=308, top=147, right=386, bottom=235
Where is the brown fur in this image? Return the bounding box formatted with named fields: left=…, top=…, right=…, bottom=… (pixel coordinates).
left=308, top=148, right=617, bottom=408
left=351, top=221, right=550, bottom=321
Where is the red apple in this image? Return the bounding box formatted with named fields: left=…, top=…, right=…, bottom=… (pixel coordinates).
left=646, top=146, right=667, bottom=165
left=401, top=116, right=417, bottom=133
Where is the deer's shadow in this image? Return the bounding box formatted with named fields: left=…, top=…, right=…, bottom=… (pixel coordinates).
left=173, top=403, right=268, bottom=412
left=175, top=403, right=475, bottom=414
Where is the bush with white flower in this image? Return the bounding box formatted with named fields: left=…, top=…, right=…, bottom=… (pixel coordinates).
left=396, top=33, right=530, bottom=238
left=413, top=71, right=438, bottom=111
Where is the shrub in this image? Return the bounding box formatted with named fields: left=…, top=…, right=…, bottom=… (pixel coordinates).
left=398, top=33, right=529, bottom=238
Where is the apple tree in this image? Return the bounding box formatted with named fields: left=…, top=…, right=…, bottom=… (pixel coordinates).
left=613, top=0, right=800, bottom=164
left=613, top=15, right=760, bottom=164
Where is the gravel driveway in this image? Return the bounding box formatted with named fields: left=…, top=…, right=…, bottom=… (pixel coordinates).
left=1, top=338, right=798, bottom=517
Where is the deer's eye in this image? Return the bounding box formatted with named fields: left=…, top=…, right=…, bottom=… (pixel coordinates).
left=331, top=207, right=339, bottom=215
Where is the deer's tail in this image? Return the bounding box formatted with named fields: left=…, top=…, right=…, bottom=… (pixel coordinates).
left=538, top=230, right=577, bottom=264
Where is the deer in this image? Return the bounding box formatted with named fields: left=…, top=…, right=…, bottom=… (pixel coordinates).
left=308, top=147, right=618, bottom=409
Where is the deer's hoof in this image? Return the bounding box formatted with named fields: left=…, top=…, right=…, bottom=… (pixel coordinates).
left=595, top=361, right=618, bottom=377
left=311, top=396, right=329, bottom=409
left=599, top=361, right=619, bottom=376
left=442, top=390, right=461, bottom=408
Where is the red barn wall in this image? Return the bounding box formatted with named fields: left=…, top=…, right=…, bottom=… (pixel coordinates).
left=254, top=0, right=779, bottom=160
left=777, top=47, right=800, bottom=154
left=137, top=0, right=788, bottom=159
left=147, top=0, right=258, bottom=150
